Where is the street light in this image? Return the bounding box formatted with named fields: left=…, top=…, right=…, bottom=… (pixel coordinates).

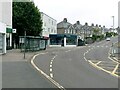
left=24, top=30, right=26, bottom=59
left=112, top=16, right=114, bottom=30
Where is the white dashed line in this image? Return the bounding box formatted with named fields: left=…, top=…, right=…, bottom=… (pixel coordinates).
left=86, top=51, right=89, bottom=53
left=51, top=59, right=53, bottom=62
left=31, top=53, right=66, bottom=89
left=50, top=68, right=53, bottom=72
left=50, top=62, right=53, bottom=64
left=84, top=53, right=86, bottom=56
left=50, top=65, right=52, bottom=68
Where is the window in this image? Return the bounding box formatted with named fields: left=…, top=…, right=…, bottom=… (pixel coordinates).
left=65, top=29, right=67, bottom=33
left=48, top=28, right=50, bottom=32
left=67, top=29, right=69, bottom=33
left=44, top=23, right=46, bottom=26
left=52, top=21, right=53, bottom=25
left=49, top=19, right=50, bottom=24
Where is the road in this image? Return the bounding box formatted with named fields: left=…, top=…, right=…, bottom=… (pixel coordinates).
left=32, top=37, right=119, bottom=88
left=2, top=54, right=57, bottom=88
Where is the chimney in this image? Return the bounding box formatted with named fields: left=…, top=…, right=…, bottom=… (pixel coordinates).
left=63, top=18, right=67, bottom=22
left=77, top=21, right=80, bottom=25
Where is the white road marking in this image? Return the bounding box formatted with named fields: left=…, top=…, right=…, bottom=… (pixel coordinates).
left=54, top=55, right=57, bottom=59
left=50, top=73, right=53, bottom=78
left=88, top=60, right=119, bottom=78
left=50, top=65, right=52, bottom=68
left=84, top=57, right=88, bottom=61
left=50, top=68, right=53, bottom=72
left=50, top=62, right=53, bottom=64
left=106, top=46, right=108, bottom=47
left=84, top=53, right=86, bottom=56
left=96, top=61, right=102, bottom=65
left=31, top=53, right=65, bottom=89
left=112, top=64, right=119, bottom=74
left=86, top=51, right=88, bottom=53
left=51, top=59, right=53, bottom=62
left=65, top=50, right=71, bottom=52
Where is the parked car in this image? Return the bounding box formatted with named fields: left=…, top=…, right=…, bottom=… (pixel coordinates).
left=106, top=37, right=110, bottom=41
left=78, top=39, right=85, bottom=46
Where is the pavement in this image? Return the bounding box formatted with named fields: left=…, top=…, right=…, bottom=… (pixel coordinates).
left=2, top=49, right=59, bottom=88
left=2, top=49, right=34, bottom=61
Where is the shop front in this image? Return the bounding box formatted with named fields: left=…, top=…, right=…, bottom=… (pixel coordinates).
left=0, top=22, right=6, bottom=54
left=49, top=34, right=77, bottom=47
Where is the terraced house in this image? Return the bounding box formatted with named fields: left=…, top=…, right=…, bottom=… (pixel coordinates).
left=49, top=18, right=78, bottom=47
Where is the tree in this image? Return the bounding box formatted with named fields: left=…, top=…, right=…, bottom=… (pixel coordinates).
left=93, top=28, right=99, bottom=35
left=13, top=1, right=43, bottom=36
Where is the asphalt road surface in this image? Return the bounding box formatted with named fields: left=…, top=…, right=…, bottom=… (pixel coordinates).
left=33, top=37, right=119, bottom=88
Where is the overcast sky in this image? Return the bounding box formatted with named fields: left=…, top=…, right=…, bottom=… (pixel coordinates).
left=34, top=0, right=119, bottom=28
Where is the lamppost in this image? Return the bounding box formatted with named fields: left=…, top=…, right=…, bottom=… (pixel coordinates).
left=24, top=30, right=26, bottom=59
left=112, top=16, right=115, bottom=30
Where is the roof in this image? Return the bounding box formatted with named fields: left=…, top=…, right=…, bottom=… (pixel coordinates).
left=57, top=18, right=72, bottom=29
left=73, top=21, right=82, bottom=30
left=41, top=12, right=57, bottom=21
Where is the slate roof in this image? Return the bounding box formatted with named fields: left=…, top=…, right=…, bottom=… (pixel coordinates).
left=57, top=18, right=72, bottom=29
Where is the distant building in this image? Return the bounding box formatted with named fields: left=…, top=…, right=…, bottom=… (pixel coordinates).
left=40, top=12, right=57, bottom=46
left=73, top=21, right=82, bottom=36
left=57, top=18, right=75, bottom=35
left=49, top=18, right=78, bottom=47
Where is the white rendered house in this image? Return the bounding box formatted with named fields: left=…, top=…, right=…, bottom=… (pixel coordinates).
left=41, top=12, right=57, bottom=46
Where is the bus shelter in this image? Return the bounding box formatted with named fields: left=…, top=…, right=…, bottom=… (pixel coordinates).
left=19, top=36, right=47, bottom=52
